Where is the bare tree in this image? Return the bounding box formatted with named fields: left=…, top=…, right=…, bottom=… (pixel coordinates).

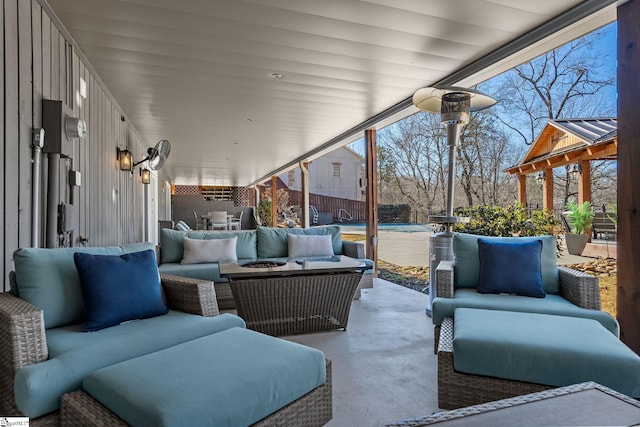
left=485, top=25, right=616, bottom=204
left=377, top=113, right=448, bottom=218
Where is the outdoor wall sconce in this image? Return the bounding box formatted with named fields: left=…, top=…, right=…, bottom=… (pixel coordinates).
left=140, top=168, right=151, bottom=184
left=570, top=163, right=582, bottom=178
left=536, top=171, right=546, bottom=184
left=116, top=147, right=132, bottom=171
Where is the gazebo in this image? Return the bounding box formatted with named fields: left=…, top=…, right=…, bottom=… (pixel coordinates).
left=506, top=118, right=618, bottom=211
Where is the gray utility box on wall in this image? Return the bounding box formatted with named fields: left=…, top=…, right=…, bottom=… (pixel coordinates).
left=42, top=99, right=74, bottom=156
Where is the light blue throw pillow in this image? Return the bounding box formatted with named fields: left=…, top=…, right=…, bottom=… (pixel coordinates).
left=476, top=238, right=545, bottom=298
left=74, top=250, right=168, bottom=332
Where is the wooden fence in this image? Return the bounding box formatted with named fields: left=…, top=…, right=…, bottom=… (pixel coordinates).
left=284, top=190, right=366, bottom=222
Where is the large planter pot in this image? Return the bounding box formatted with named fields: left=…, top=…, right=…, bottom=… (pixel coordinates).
left=565, top=233, right=589, bottom=255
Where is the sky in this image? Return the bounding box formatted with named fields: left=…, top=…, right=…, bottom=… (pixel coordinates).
left=348, top=21, right=618, bottom=156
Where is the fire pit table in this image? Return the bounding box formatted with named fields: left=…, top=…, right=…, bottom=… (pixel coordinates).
left=219, top=256, right=367, bottom=336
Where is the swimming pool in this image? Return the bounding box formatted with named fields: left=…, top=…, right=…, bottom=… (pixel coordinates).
left=338, top=223, right=435, bottom=233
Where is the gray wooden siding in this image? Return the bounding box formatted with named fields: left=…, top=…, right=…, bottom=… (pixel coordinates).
left=2, top=0, right=159, bottom=291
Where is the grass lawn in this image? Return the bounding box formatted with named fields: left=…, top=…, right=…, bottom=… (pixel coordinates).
left=599, top=275, right=617, bottom=318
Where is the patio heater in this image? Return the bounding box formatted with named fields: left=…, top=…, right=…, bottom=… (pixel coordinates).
left=412, top=86, right=497, bottom=316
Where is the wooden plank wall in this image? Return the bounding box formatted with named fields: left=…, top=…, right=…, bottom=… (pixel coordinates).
left=1, top=0, right=157, bottom=291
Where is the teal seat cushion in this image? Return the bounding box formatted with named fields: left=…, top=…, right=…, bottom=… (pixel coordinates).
left=160, top=229, right=257, bottom=263
left=432, top=289, right=619, bottom=336
left=13, top=243, right=155, bottom=329
left=453, top=308, right=640, bottom=398
left=257, top=225, right=343, bottom=258
left=453, top=233, right=559, bottom=294
left=83, top=327, right=327, bottom=427
left=14, top=311, right=246, bottom=418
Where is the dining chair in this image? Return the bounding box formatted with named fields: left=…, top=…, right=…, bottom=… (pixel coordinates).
left=229, top=211, right=243, bottom=230
left=210, top=211, right=228, bottom=230
left=193, top=211, right=206, bottom=230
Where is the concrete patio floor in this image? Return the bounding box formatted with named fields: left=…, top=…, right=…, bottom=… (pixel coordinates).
left=285, top=278, right=439, bottom=426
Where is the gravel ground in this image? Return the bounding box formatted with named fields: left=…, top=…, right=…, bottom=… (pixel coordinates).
left=378, top=260, right=430, bottom=295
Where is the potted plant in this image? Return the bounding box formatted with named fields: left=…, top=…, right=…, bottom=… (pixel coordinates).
left=564, top=201, right=595, bottom=255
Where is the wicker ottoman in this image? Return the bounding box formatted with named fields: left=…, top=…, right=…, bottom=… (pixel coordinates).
left=438, top=308, right=640, bottom=410
left=61, top=328, right=332, bottom=426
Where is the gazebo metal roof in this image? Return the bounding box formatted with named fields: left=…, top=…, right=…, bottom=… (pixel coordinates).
left=506, top=118, right=617, bottom=175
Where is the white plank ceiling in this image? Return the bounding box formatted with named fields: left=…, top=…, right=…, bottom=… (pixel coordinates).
left=45, top=0, right=616, bottom=186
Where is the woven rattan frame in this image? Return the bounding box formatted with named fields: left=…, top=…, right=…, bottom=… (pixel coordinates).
left=0, top=292, right=48, bottom=416
left=1, top=274, right=220, bottom=425
left=229, top=272, right=362, bottom=336
left=61, top=360, right=332, bottom=427
left=437, top=317, right=552, bottom=410
left=432, top=262, right=602, bottom=353
left=160, top=274, right=219, bottom=316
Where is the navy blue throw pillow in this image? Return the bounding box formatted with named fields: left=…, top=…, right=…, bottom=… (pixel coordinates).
left=74, top=249, right=168, bottom=331
left=476, top=238, right=545, bottom=298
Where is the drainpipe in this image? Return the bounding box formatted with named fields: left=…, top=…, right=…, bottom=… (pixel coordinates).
left=32, top=129, right=45, bottom=247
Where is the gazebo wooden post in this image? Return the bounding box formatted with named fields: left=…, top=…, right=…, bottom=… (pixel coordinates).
left=365, top=129, right=378, bottom=273
left=542, top=168, right=554, bottom=212
left=271, top=176, right=278, bottom=227
left=577, top=160, right=591, bottom=205
left=617, top=0, right=640, bottom=354
left=517, top=174, right=527, bottom=206
left=577, top=160, right=593, bottom=239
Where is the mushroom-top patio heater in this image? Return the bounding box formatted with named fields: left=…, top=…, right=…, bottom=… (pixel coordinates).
left=412, top=86, right=497, bottom=316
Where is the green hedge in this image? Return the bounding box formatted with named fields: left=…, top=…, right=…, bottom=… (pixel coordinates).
left=452, top=203, right=559, bottom=237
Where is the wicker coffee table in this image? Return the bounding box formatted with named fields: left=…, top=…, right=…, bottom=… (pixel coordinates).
left=220, top=256, right=367, bottom=336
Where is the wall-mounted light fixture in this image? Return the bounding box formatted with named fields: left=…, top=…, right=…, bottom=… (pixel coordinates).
left=140, top=168, right=151, bottom=184
left=570, top=163, right=582, bottom=178
left=116, top=147, right=132, bottom=171
left=535, top=171, right=546, bottom=184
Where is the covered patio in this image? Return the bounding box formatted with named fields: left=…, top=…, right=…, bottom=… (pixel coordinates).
left=2, top=0, right=640, bottom=425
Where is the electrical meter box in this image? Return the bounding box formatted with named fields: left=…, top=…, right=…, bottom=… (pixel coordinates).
left=42, top=100, right=74, bottom=156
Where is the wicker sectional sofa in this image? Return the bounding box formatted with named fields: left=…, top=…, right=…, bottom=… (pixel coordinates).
left=1, top=244, right=332, bottom=426
left=157, top=225, right=374, bottom=309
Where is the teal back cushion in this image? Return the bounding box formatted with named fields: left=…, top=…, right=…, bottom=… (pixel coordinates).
left=256, top=225, right=343, bottom=258
left=160, top=229, right=187, bottom=263
left=13, top=243, right=155, bottom=329
left=453, top=233, right=559, bottom=294
left=160, top=229, right=257, bottom=263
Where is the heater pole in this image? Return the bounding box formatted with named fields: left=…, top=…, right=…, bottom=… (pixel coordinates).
left=445, top=123, right=461, bottom=232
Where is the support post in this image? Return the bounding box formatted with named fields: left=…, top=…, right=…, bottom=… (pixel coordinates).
left=271, top=176, right=278, bottom=227
left=617, top=0, right=640, bottom=354
left=300, top=162, right=310, bottom=228
left=365, top=129, right=378, bottom=272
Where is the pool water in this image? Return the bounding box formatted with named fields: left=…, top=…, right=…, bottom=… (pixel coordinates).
left=338, top=223, right=435, bottom=233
